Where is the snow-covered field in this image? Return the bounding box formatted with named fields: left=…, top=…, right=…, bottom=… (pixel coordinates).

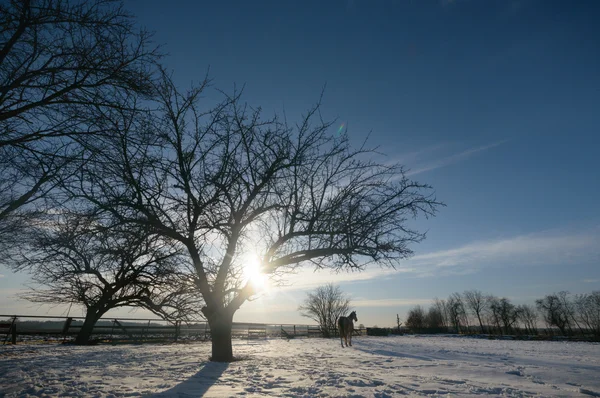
left=1, top=335, right=599, bottom=397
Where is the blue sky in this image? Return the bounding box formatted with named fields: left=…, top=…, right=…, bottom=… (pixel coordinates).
left=1, top=0, right=599, bottom=327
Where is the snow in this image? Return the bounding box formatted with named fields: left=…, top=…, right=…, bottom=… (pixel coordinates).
left=1, top=335, right=599, bottom=397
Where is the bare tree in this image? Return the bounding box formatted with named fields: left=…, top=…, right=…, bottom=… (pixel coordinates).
left=433, top=297, right=449, bottom=330
left=7, top=212, right=200, bottom=344
left=406, top=305, right=426, bottom=332
left=396, top=313, right=403, bottom=333
left=298, top=283, right=351, bottom=338
left=447, top=292, right=467, bottom=333
left=556, top=291, right=585, bottom=335
left=496, top=297, right=519, bottom=335
left=486, top=295, right=503, bottom=334
left=0, top=0, right=158, bottom=238
left=536, top=293, right=571, bottom=335
left=463, top=290, right=488, bottom=334
left=69, top=72, right=443, bottom=361
left=574, top=292, right=600, bottom=337
left=516, top=304, right=538, bottom=335
left=425, top=305, right=444, bottom=330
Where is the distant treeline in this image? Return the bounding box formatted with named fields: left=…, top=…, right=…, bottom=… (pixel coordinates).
left=403, top=290, right=600, bottom=338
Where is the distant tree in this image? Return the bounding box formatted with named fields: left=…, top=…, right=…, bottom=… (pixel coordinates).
left=496, top=297, right=519, bottom=335
left=463, top=290, right=488, bottom=334
left=574, top=292, right=600, bottom=337
left=486, top=295, right=503, bottom=334
left=556, top=291, right=585, bottom=335
left=405, top=305, right=426, bottom=332
left=447, top=293, right=467, bottom=333
left=425, top=305, right=444, bottom=329
left=7, top=212, right=200, bottom=344
left=299, top=284, right=351, bottom=338
left=396, top=313, right=403, bottom=332
left=68, top=71, right=443, bottom=361
left=0, top=0, right=158, bottom=239
left=516, top=304, right=538, bottom=335
left=536, top=293, right=571, bottom=335
left=433, top=297, right=449, bottom=330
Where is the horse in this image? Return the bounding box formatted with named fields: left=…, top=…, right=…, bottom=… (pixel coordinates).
left=338, top=311, right=358, bottom=348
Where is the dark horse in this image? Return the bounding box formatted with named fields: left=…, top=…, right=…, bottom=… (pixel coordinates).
left=338, top=311, right=358, bottom=348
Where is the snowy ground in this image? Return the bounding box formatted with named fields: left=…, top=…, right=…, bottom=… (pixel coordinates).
left=1, top=335, right=599, bottom=397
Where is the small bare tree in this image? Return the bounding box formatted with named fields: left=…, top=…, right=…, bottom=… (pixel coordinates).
left=298, top=283, right=350, bottom=338
left=496, top=297, right=519, bottom=335
left=486, top=295, right=504, bottom=334
left=516, top=304, right=538, bottom=335
left=425, top=305, right=444, bottom=330
left=7, top=212, right=200, bottom=344
left=396, top=313, right=403, bottom=333
left=447, top=292, right=467, bottom=333
left=433, top=297, right=449, bottom=330
left=405, top=305, right=426, bottom=332
left=557, top=291, right=586, bottom=335
left=463, top=290, right=488, bottom=334
left=536, top=293, right=571, bottom=335
left=574, top=292, right=600, bottom=337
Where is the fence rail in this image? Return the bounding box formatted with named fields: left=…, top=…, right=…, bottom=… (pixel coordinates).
left=0, top=314, right=367, bottom=345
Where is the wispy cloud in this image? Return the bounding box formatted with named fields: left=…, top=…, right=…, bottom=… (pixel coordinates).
left=274, top=266, right=412, bottom=292
left=583, top=279, right=599, bottom=284
left=0, top=274, right=4, bottom=278
left=352, top=298, right=432, bottom=308
left=406, top=140, right=507, bottom=176
left=387, top=143, right=447, bottom=166
left=404, top=227, right=600, bottom=276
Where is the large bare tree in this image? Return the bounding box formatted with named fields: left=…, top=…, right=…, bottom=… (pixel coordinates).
left=69, top=73, right=443, bottom=361
left=0, top=0, right=158, bottom=240
left=7, top=211, right=201, bottom=344
left=299, top=283, right=351, bottom=337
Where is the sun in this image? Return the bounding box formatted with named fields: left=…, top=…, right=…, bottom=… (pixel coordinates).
left=242, top=253, right=269, bottom=292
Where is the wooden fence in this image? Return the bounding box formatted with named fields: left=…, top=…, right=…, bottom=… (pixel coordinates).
left=0, top=314, right=366, bottom=345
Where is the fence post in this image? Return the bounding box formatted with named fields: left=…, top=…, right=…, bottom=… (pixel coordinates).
left=110, top=320, right=116, bottom=340
left=174, top=320, right=180, bottom=342
left=11, top=322, right=16, bottom=344
left=62, top=317, right=73, bottom=342
left=293, top=325, right=296, bottom=336
left=142, top=320, right=150, bottom=341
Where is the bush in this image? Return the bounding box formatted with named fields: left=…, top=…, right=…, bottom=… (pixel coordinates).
left=366, top=327, right=390, bottom=336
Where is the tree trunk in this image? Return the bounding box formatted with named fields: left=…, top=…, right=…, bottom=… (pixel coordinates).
left=477, top=314, right=484, bottom=334
left=75, top=307, right=104, bottom=344
left=207, top=310, right=234, bottom=362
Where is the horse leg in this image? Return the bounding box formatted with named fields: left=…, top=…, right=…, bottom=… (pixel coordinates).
left=340, top=333, right=344, bottom=348
left=349, top=332, right=352, bottom=346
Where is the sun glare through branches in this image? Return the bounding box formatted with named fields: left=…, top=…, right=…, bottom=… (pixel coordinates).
left=242, top=253, right=270, bottom=293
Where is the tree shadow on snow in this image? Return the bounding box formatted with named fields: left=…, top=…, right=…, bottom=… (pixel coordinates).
left=146, top=361, right=229, bottom=397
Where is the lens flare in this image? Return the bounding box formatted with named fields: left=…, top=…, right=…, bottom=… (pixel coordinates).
left=243, top=254, right=268, bottom=292
left=337, top=123, right=345, bottom=135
